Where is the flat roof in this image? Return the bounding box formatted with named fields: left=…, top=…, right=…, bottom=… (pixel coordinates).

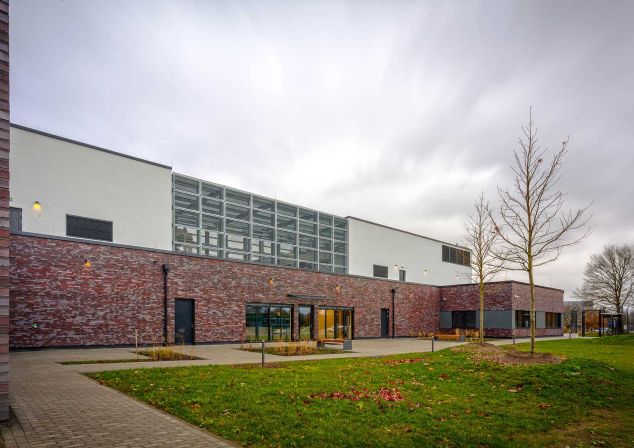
left=346, top=216, right=470, bottom=251
left=11, top=123, right=172, bottom=170
left=440, top=280, right=565, bottom=293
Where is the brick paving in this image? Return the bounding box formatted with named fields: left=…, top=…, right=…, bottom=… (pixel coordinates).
left=1, top=336, right=572, bottom=447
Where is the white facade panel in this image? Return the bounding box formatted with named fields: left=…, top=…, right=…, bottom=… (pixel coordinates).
left=347, top=217, right=472, bottom=285
left=10, top=126, right=173, bottom=250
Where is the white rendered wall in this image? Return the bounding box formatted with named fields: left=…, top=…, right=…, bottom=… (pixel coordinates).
left=347, top=217, right=472, bottom=285
left=10, top=126, right=173, bottom=250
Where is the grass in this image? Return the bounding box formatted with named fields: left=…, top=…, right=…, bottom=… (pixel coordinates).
left=89, top=335, right=634, bottom=447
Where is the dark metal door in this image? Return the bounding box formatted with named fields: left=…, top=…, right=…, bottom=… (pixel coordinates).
left=175, top=299, right=194, bottom=344
left=381, top=308, right=389, bottom=338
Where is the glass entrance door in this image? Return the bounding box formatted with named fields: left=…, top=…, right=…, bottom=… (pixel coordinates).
left=317, top=307, right=353, bottom=339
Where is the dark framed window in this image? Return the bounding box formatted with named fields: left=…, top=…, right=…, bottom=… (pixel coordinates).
left=10, top=207, right=22, bottom=233
left=545, top=312, right=561, bottom=329
left=373, top=264, right=388, bottom=278
left=452, top=311, right=476, bottom=328
left=442, top=245, right=471, bottom=267
left=399, top=269, right=406, bottom=282
left=515, top=310, right=530, bottom=328
left=66, top=215, right=113, bottom=242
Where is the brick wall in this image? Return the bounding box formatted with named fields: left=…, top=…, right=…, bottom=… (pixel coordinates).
left=10, top=234, right=440, bottom=347
left=439, top=281, right=564, bottom=337
left=0, top=0, right=8, bottom=422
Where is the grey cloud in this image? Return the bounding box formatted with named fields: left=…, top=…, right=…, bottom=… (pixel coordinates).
left=11, top=0, right=634, bottom=298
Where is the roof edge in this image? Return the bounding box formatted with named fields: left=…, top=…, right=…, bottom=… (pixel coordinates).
left=11, top=123, right=172, bottom=170
left=346, top=216, right=470, bottom=251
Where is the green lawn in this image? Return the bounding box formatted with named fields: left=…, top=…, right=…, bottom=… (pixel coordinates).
left=89, top=335, right=634, bottom=447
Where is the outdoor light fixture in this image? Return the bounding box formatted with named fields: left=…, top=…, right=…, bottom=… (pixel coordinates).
left=267, top=277, right=274, bottom=287
left=335, top=284, right=342, bottom=294
left=394, top=264, right=398, bottom=271
left=33, top=201, right=41, bottom=211
left=424, top=269, right=428, bottom=276
left=84, top=259, right=91, bottom=268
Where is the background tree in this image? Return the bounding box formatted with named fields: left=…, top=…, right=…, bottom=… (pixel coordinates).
left=492, top=110, right=591, bottom=355
left=464, top=193, right=504, bottom=344
left=574, top=245, right=634, bottom=315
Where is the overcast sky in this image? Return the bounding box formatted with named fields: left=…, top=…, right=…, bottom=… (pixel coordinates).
left=11, top=0, right=634, bottom=298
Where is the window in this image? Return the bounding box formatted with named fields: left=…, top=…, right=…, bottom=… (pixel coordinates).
left=174, top=191, right=199, bottom=210
left=442, top=245, right=471, bottom=267
left=299, top=248, right=317, bottom=262
left=174, top=175, right=199, bottom=194
left=545, top=312, right=562, bottom=329
left=333, top=228, right=346, bottom=241
left=299, top=208, right=317, bottom=222
left=298, top=220, right=317, bottom=235
left=298, top=234, right=317, bottom=249
left=319, top=239, right=332, bottom=251
left=319, top=213, right=333, bottom=226
left=334, top=254, right=346, bottom=266
left=277, top=230, right=296, bottom=245
left=319, top=226, right=332, bottom=238
left=373, top=264, right=388, bottom=278
left=225, top=219, right=249, bottom=236
left=253, top=196, right=275, bottom=212
left=277, top=216, right=297, bottom=231
left=334, top=242, right=346, bottom=254
left=253, top=210, right=275, bottom=226
left=277, top=203, right=297, bottom=217
left=252, top=239, right=275, bottom=255
left=515, top=310, right=530, bottom=328
left=10, top=207, right=22, bottom=233
left=278, top=243, right=297, bottom=259
left=319, top=251, right=332, bottom=264
left=225, top=189, right=250, bottom=206
left=67, top=215, right=113, bottom=242
left=252, top=225, right=274, bottom=241
left=202, top=197, right=222, bottom=216
left=202, top=183, right=223, bottom=200
left=225, top=203, right=250, bottom=221
left=226, top=234, right=249, bottom=252
left=452, top=311, right=476, bottom=328
left=399, top=270, right=406, bottom=282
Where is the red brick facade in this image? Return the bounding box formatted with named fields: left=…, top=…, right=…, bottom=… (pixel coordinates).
left=440, top=282, right=565, bottom=337
left=10, top=234, right=440, bottom=347
left=0, top=0, right=8, bottom=421
left=10, top=234, right=564, bottom=348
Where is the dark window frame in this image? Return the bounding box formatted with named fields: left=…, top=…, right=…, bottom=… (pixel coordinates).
left=399, top=269, right=406, bottom=282
left=66, top=214, right=113, bottom=242
left=10, top=207, right=22, bottom=233
left=515, top=310, right=531, bottom=329
left=442, top=244, right=471, bottom=267
left=451, top=311, right=477, bottom=329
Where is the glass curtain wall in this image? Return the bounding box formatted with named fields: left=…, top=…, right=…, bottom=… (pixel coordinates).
left=173, top=174, right=348, bottom=273
left=298, top=306, right=313, bottom=340
left=246, top=304, right=292, bottom=341
left=317, top=307, right=353, bottom=339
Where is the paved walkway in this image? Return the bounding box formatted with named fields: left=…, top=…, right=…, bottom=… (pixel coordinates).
left=1, top=336, right=574, bottom=447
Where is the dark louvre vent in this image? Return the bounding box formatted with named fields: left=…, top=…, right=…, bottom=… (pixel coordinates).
left=67, top=215, right=113, bottom=242
left=373, top=264, right=388, bottom=278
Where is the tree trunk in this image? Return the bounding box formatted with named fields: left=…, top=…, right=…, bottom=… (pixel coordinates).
left=528, top=266, right=536, bottom=356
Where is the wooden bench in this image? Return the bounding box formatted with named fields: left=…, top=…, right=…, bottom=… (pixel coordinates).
left=317, top=338, right=353, bottom=350
left=433, top=334, right=465, bottom=342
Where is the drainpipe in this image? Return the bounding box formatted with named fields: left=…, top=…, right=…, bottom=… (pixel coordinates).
left=162, top=263, right=170, bottom=346
left=391, top=288, right=397, bottom=338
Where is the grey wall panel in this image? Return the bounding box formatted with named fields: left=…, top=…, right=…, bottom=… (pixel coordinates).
left=440, top=311, right=452, bottom=329
left=536, top=311, right=546, bottom=329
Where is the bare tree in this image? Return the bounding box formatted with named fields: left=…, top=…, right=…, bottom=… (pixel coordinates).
left=464, top=193, right=504, bottom=344
left=492, top=109, right=591, bottom=355
left=574, top=245, right=634, bottom=314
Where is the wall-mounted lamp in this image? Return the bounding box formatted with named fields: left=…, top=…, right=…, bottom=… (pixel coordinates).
left=267, top=277, right=274, bottom=287
left=335, top=284, right=342, bottom=294
left=84, top=259, right=91, bottom=268
left=394, top=264, right=398, bottom=271
left=33, top=201, right=41, bottom=211
left=424, top=269, right=428, bottom=276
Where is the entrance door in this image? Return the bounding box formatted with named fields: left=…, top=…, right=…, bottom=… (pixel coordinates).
left=175, top=299, right=195, bottom=344
left=381, top=308, right=389, bottom=338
